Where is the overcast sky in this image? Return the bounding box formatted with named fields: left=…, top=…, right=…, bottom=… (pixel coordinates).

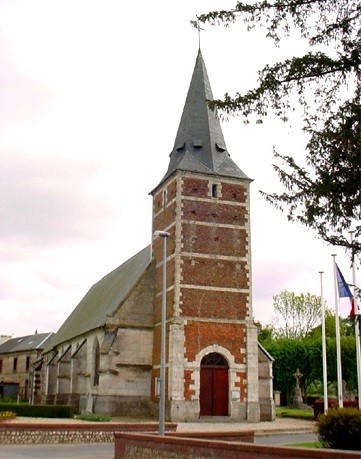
left=0, top=0, right=357, bottom=338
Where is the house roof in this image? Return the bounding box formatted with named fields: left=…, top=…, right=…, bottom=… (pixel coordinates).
left=0, top=332, right=54, bottom=354
left=44, top=245, right=152, bottom=351
left=153, top=49, right=250, bottom=192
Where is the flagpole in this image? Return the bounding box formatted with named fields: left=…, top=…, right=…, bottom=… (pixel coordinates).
left=319, top=270, right=328, bottom=412
left=349, top=230, right=361, bottom=410
left=332, top=254, right=343, bottom=408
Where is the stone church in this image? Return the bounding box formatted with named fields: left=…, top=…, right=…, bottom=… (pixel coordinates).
left=41, top=50, right=275, bottom=422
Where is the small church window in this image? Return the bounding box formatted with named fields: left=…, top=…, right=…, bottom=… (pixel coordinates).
left=163, top=189, right=167, bottom=209
left=93, top=340, right=100, bottom=386
left=212, top=184, right=218, bottom=198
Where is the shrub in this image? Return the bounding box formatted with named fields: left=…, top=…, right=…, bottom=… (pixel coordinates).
left=313, top=398, right=338, bottom=419
left=318, top=408, right=361, bottom=451
left=74, top=413, right=110, bottom=422
left=276, top=407, right=314, bottom=420
left=0, top=403, right=73, bottom=418
left=314, top=398, right=359, bottom=419
left=0, top=411, right=16, bottom=421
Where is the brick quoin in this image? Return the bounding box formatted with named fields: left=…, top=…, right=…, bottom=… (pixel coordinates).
left=184, top=322, right=247, bottom=364
left=235, top=371, right=247, bottom=402
left=183, top=370, right=195, bottom=400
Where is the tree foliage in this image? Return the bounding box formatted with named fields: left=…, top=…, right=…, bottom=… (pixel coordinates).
left=194, top=0, right=361, bottom=259
left=308, top=312, right=356, bottom=339
left=272, top=290, right=322, bottom=338
left=263, top=335, right=357, bottom=399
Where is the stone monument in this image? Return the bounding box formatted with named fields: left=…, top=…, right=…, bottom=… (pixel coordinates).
left=292, top=368, right=306, bottom=408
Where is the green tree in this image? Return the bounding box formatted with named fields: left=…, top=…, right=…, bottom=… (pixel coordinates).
left=325, top=336, right=358, bottom=391
left=308, top=312, right=355, bottom=339
left=264, top=338, right=312, bottom=400
left=254, top=320, right=275, bottom=343
left=272, top=290, right=323, bottom=338
left=263, top=335, right=357, bottom=401
left=194, top=1, right=361, bottom=260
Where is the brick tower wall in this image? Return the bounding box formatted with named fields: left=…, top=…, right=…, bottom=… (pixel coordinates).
left=151, top=171, right=258, bottom=421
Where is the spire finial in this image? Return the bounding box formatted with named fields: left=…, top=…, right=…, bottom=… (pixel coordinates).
left=196, top=20, right=204, bottom=50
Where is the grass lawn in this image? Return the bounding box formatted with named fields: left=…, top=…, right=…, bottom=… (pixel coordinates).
left=284, top=441, right=322, bottom=448
left=276, top=406, right=315, bottom=420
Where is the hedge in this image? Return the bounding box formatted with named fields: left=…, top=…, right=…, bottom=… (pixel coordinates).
left=313, top=398, right=359, bottom=419
left=0, top=403, right=73, bottom=418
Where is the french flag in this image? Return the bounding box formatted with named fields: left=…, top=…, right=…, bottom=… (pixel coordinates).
left=336, top=263, right=356, bottom=318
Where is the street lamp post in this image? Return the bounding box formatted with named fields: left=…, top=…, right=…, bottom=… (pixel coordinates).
left=153, top=230, right=170, bottom=435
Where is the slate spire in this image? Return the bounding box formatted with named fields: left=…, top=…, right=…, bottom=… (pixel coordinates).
left=159, top=49, right=250, bottom=186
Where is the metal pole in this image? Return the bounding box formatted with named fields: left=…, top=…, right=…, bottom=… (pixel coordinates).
left=154, top=230, right=170, bottom=435
left=319, top=271, right=328, bottom=413
left=349, top=231, right=361, bottom=409
left=332, top=254, right=343, bottom=408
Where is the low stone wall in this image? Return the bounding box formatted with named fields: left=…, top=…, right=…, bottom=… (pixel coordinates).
left=167, top=430, right=255, bottom=443
left=0, top=422, right=177, bottom=445
left=114, top=432, right=361, bottom=459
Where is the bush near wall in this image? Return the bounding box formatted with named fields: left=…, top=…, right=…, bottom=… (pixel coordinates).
left=318, top=408, right=361, bottom=451
left=313, top=398, right=358, bottom=419
left=0, top=403, right=73, bottom=418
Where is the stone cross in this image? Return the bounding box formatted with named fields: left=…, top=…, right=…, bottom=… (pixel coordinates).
left=292, top=368, right=304, bottom=408
left=293, top=368, right=303, bottom=390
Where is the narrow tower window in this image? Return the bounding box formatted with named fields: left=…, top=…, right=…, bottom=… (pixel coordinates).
left=163, top=189, right=167, bottom=209
left=212, top=184, right=218, bottom=198
left=93, top=340, right=100, bottom=386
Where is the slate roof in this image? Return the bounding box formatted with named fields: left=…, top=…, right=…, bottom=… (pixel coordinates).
left=258, top=342, right=274, bottom=361
left=0, top=332, right=54, bottom=354
left=154, top=49, right=250, bottom=191
left=44, top=245, right=152, bottom=351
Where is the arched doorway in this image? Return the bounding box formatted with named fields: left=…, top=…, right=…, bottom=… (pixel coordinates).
left=200, top=352, right=229, bottom=416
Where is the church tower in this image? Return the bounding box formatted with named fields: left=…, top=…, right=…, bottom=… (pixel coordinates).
left=151, top=50, right=260, bottom=422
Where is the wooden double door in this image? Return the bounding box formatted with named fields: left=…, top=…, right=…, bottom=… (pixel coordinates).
left=199, top=353, right=229, bottom=416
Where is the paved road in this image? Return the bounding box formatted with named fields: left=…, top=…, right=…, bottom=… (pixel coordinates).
left=0, top=442, right=114, bottom=459
left=255, top=432, right=318, bottom=445
left=0, top=434, right=319, bottom=458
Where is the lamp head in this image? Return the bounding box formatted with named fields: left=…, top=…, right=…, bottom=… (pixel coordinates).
left=154, top=230, right=170, bottom=238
